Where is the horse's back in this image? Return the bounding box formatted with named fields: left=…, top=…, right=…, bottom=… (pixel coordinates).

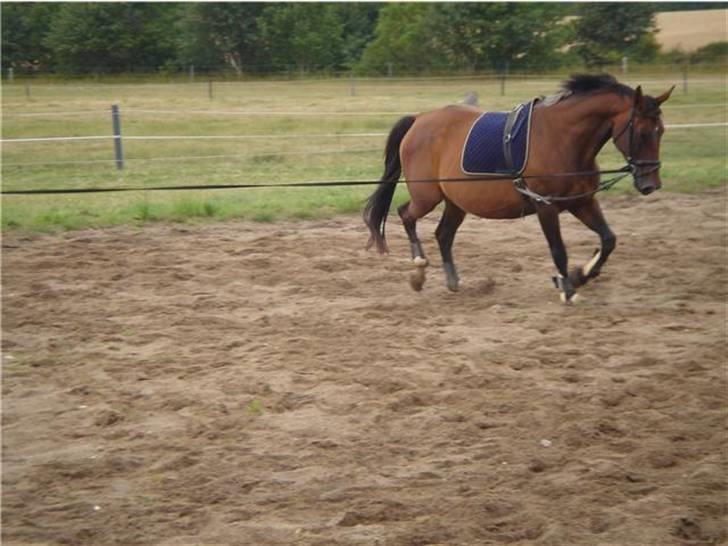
left=400, top=105, right=480, bottom=176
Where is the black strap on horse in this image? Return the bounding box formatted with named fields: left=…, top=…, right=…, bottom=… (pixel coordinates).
left=613, top=106, right=662, bottom=178
left=511, top=168, right=632, bottom=205
left=502, top=103, right=525, bottom=173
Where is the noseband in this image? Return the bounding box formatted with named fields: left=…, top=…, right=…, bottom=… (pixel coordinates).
left=613, top=107, right=661, bottom=178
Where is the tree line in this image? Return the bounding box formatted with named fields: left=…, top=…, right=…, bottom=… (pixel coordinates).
left=2, top=3, right=725, bottom=77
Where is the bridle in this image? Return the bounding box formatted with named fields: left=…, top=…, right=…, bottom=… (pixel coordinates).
left=612, top=106, right=662, bottom=179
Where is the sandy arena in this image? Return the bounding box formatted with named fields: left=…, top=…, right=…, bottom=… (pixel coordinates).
left=2, top=189, right=726, bottom=545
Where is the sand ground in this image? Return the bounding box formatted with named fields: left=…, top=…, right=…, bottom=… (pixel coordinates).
left=2, top=189, right=726, bottom=545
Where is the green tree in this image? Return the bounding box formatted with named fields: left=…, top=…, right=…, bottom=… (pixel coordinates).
left=44, top=3, right=181, bottom=74
left=178, top=3, right=268, bottom=74
left=573, top=3, right=658, bottom=66
left=334, top=3, right=382, bottom=68
left=359, top=4, right=444, bottom=74
left=429, top=3, right=570, bottom=71
left=260, top=4, right=345, bottom=74
left=2, top=3, right=59, bottom=71
left=360, top=3, right=570, bottom=74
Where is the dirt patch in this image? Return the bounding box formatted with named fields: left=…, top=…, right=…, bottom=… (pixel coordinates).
left=2, top=189, right=726, bottom=545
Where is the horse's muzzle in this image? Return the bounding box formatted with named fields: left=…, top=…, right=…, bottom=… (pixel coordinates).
left=630, top=160, right=661, bottom=195
left=635, top=176, right=661, bottom=195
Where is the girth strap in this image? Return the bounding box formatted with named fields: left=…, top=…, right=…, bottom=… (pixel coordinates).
left=503, top=103, right=524, bottom=173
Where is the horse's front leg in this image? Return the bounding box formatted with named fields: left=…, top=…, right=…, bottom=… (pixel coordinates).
left=536, top=204, right=577, bottom=303
left=567, top=198, right=616, bottom=289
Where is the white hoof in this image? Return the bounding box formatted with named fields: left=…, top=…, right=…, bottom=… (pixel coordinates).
left=413, top=256, right=428, bottom=268
left=560, top=292, right=580, bottom=305
left=409, top=268, right=426, bottom=292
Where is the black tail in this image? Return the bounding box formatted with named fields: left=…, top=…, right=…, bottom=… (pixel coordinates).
left=363, top=115, right=417, bottom=253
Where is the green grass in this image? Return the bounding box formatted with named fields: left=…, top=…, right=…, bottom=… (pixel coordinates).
left=2, top=72, right=725, bottom=232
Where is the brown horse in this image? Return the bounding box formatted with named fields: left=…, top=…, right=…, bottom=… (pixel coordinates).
left=364, top=74, right=674, bottom=303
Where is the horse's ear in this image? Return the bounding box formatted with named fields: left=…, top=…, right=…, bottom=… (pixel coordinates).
left=633, top=85, right=644, bottom=110
left=655, top=85, right=675, bottom=105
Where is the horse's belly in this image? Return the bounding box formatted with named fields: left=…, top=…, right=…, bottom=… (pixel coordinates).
left=440, top=181, right=533, bottom=219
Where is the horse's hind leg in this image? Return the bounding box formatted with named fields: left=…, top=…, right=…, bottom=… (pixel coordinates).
left=435, top=200, right=466, bottom=292
left=567, top=198, right=616, bottom=289
left=398, top=197, right=440, bottom=291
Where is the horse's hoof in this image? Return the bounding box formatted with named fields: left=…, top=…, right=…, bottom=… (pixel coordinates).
left=446, top=281, right=459, bottom=293
left=409, top=270, right=426, bottom=292
left=568, top=267, right=587, bottom=289
left=560, top=292, right=580, bottom=305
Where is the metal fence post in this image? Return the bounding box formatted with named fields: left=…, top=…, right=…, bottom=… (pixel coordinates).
left=208, top=80, right=213, bottom=100
left=500, top=61, right=509, bottom=96
left=111, top=104, right=124, bottom=170
left=350, top=72, right=357, bottom=96
left=189, top=64, right=195, bottom=82
left=8, top=67, right=14, bottom=82
left=682, top=64, right=689, bottom=94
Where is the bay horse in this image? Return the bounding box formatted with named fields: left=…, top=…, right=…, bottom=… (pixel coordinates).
left=363, top=74, right=674, bottom=303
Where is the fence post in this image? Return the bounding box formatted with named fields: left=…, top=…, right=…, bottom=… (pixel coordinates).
left=350, top=72, right=357, bottom=96
left=189, top=64, right=195, bottom=82
left=8, top=67, right=14, bottom=82
left=208, top=80, right=213, bottom=100
left=111, top=104, right=124, bottom=170
left=500, top=61, right=509, bottom=96
left=387, top=63, right=393, bottom=78
left=25, top=84, right=30, bottom=99
left=682, top=63, right=689, bottom=94
left=621, top=56, right=628, bottom=74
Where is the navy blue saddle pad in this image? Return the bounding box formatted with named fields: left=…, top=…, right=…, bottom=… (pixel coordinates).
left=461, top=99, right=535, bottom=176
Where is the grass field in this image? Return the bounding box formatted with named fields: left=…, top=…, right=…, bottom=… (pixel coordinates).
left=2, top=72, right=726, bottom=232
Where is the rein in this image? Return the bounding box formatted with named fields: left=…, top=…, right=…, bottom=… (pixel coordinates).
left=0, top=165, right=634, bottom=196
left=3, top=108, right=646, bottom=198
left=511, top=167, right=631, bottom=205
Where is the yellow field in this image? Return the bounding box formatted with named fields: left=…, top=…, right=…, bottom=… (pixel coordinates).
left=655, top=9, right=727, bottom=52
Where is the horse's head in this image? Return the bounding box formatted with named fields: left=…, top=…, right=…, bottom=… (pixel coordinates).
left=612, top=85, right=674, bottom=195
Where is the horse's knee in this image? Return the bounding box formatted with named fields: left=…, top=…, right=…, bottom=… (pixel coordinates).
left=602, top=232, right=616, bottom=255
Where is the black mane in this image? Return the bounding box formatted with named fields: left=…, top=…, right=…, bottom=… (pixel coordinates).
left=562, top=74, right=633, bottom=97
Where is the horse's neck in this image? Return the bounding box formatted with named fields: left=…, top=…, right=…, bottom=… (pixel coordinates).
left=547, top=93, right=628, bottom=166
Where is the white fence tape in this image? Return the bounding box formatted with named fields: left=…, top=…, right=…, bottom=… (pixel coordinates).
left=4, top=103, right=725, bottom=119
left=2, top=133, right=387, bottom=143
left=3, top=147, right=381, bottom=167
left=2, top=122, right=725, bottom=144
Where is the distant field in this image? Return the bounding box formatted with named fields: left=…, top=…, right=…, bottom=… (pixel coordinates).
left=2, top=72, right=726, bottom=232
left=656, top=9, right=727, bottom=52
